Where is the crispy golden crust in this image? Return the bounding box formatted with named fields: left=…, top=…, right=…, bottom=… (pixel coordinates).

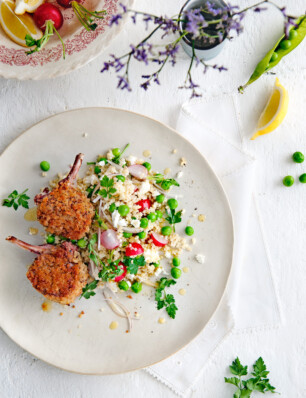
left=26, top=244, right=89, bottom=305
left=37, top=182, right=94, bottom=240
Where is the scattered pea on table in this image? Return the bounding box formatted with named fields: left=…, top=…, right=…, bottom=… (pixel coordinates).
left=292, top=151, right=304, bottom=163
left=118, top=281, right=129, bottom=291
left=40, top=161, right=50, bottom=172
left=171, top=267, right=182, bottom=279
left=283, top=176, right=294, bottom=187
left=167, top=198, right=178, bottom=209
left=299, top=174, right=306, bottom=183
left=185, top=226, right=194, bottom=236
left=172, top=257, right=181, bottom=267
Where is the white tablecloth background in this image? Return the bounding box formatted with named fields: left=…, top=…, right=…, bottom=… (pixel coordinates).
left=0, top=1, right=305, bottom=397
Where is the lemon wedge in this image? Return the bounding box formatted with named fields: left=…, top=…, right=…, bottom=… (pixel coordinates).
left=251, top=78, right=289, bottom=140
left=0, top=0, right=42, bottom=47
left=15, top=0, right=44, bottom=15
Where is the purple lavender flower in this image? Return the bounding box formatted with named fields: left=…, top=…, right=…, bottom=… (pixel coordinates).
left=109, top=14, right=122, bottom=26
left=253, top=7, right=268, bottom=13
left=117, top=76, right=131, bottom=91
left=119, top=3, right=127, bottom=13
left=184, top=8, right=206, bottom=37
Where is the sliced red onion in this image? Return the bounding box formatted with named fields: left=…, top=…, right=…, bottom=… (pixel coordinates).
left=100, top=229, right=120, bottom=250
left=128, top=164, right=148, bottom=180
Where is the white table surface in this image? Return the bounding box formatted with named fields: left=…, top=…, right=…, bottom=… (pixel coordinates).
left=1, top=1, right=306, bottom=397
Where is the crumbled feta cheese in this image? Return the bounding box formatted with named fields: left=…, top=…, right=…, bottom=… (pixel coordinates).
left=144, top=249, right=160, bottom=264
left=127, top=155, right=137, bottom=165
left=41, top=172, right=47, bottom=177
left=191, top=238, right=196, bottom=245
left=195, top=254, right=205, bottom=264
left=112, top=210, right=120, bottom=228
left=84, top=174, right=99, bottom=185
left=176, top=171, right=183, bottom=178
left=164, top=251, right=172, bottom=259
left=172, top=149, right=177, bottom=154
left=154, top=267, right=163, bottom=276
left=151, top=189, right=161, bottom=197
left=131, top=219, right=141, bottom=228
left=138, top=180, right=151, bottom=195
left=98, top=160, right=105, bottom=167
left=118, top=218, right=127, bottom=227
left=181, top=209, right=186, bottom=214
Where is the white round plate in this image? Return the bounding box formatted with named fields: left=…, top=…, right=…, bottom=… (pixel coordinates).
left=0, top=108, right=233, bottom=374
left=0, top=0, right=134, bottom=80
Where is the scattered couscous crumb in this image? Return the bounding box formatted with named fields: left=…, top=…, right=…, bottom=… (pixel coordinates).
left=192, top=213, right=196, bottom=218
left=172, top=149, right=177, bottom=154
left=99, top=308, right=105, bottom=312
left=158, top=317, right=166, bottom=324
left=143, top=150, right=151, bottom=158
left=78, top=311, right=85, bottom=318
left=83, top=133, right=88, bottom=138
left=181, top=209, right=186, bottom=214
left=198, top=214, right=206, bottom=222
left=191, top=238, right=196, bottom=245
left=109, top=321, right=119, bottom=330
left=68, top=329, right=71, bottom=334
left=164, top=168, right=171, bottom=175
left=179, top=288, right=186, bottom=296
left=180, top=157, right=187, bottom=167
left=29, top=227, right=38, bottom=236
left=183, top=267, right=189, bottom=273
left=176, top=171, right=183, bottom=179
left=59, top=312, right=63, bottom=316
left=41, top=172, right=47, bottom=177
left=77, top=324, right=82, bottom=329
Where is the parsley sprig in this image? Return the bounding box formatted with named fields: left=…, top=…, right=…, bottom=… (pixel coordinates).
left=112, top=143, right=130, bottom=164
left=88, top=233, right=100, bottom=266
left=155, top=277, right=178, bottom=319
left=148, top=173, right=179, bottom=190
left=95, top=210, right=108, bottom=230
left=123, top=255, right=146, bottom=275
left=99, top=176, right=117, bottom=198
left=225, top=357, right=278, bottom=397
left=165, top=208, right=182, bottom=232
left=81, top=280, right=98, bottom=299
left=2, top=189, right=30, bottom=211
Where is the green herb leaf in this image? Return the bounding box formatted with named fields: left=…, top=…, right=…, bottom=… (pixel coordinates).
left=123, top=255, right=145, bottom=275
left=230, top=358, right=248, bottom=377
left=155, top=278, right=177, bottom=319
left=81, top=280, right=98, bottom=299
left=165, top=208, right=182, bottom=231
left=100, top=176, right=117, bottom=198
left=2, top=189, right=30, bottom=211
left=224, top=377, right=240, bottom=387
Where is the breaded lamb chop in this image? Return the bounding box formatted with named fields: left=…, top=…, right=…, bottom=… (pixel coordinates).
left=34, top=153, right=94, bottom=241
left=6, top=236, right=89, bottom=305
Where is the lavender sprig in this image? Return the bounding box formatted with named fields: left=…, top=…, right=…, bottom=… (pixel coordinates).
left=101, top=1, right=298, bottom=99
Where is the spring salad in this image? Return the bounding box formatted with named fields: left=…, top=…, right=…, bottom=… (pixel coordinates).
left=64, top=144, right=193, bottom=321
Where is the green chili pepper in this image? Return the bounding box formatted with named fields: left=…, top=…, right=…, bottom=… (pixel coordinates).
left=239, top=15, right=306, bottom=93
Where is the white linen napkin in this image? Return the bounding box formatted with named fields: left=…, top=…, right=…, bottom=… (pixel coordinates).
left=144, top=95, right=282, bottom=397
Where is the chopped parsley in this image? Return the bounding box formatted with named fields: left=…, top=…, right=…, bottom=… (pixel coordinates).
left=94, top=210, right=108, bottom=230
left=155, top=277, right=178, bottom=319
left=86, top=184, right=97, bottom=198
left=123, top=255, right=146, bottom=275
left=2, top=189, right=30, bottom=211
left=81, top=280, right=98, bottom=299
left=99, top=176, right=117, bottom=198
left=165, top=208, right=182, bottom=232
left=98, top=260, right=123, bottom=282
left=225, top=357, right=278, bottom=397
left=88, top=233, right=100, bottom=266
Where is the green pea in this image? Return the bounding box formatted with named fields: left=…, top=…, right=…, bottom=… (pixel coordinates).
left=299, top=174, right=306, bottom=183
left=140, top=217, right=149, bottom=228
left=289, top=29, right=298, bottom=40
left=167, top=198, right=178, bottom=209
left=270, top=52, right=278, bottom=62
left=161, top=181, right=171, bottom=190
left=171, top=267, right=182, bottom=279
left=109, top=203, right=116, bottom=213
left=123, top=232, right=132, bottom=238
left=172, top=257, right=181, bottom=267
left=118, top=281, right=129, bottom=291
left=46, top=235, right=55, bottom=244
left=153, top=262, right=160, bottom=267
left=131, top=281, right=142, bottom=293
left=161, top=226, right=172, bottom=236
left=185, top=226, right=194, bottom=236
left=112, top=148, right=121, bottom=157
left=147, top=212, right=157, bottom=222
left=283, top=176, right=294, bottom=187
left=156, top=194, right=165, bottom=203
left=116, top=175, right=125, bottom=182
left=40, top=161, right=50, bottom=172
left=292, top=151, right=304, bottom=163
left=77, top=238, right=87, bottom=248
left=143, top=162, right=151, bottom=171
left=94, top=166, right=100, bottom=174
left=279, top=39, right=292, bottom=50
left=155, top=210, right=163, bottom=219
left=98, top=157, right=108, bottom=164
left=138, top=231, right=146, bottom=239
left=118, top=205, right=129, bottom=217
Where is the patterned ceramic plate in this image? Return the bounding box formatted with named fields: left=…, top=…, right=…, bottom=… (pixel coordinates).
left=0, top=0, right=134, bottom=80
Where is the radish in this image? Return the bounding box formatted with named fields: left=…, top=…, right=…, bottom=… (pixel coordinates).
left=25, top=4, right=65, bottom=58
left=125, top=242, right=144, bottom=257
left=151, top=232, right=168, bottom=247
left=100, top=229, right=120, bottom=250
left=136, top=199, right=151, bottom=212
left=114, top=262, right=127, bottom=282
left=57, top=0, right=107, bottom=31
left=128, top=165, right=148, bottom=180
